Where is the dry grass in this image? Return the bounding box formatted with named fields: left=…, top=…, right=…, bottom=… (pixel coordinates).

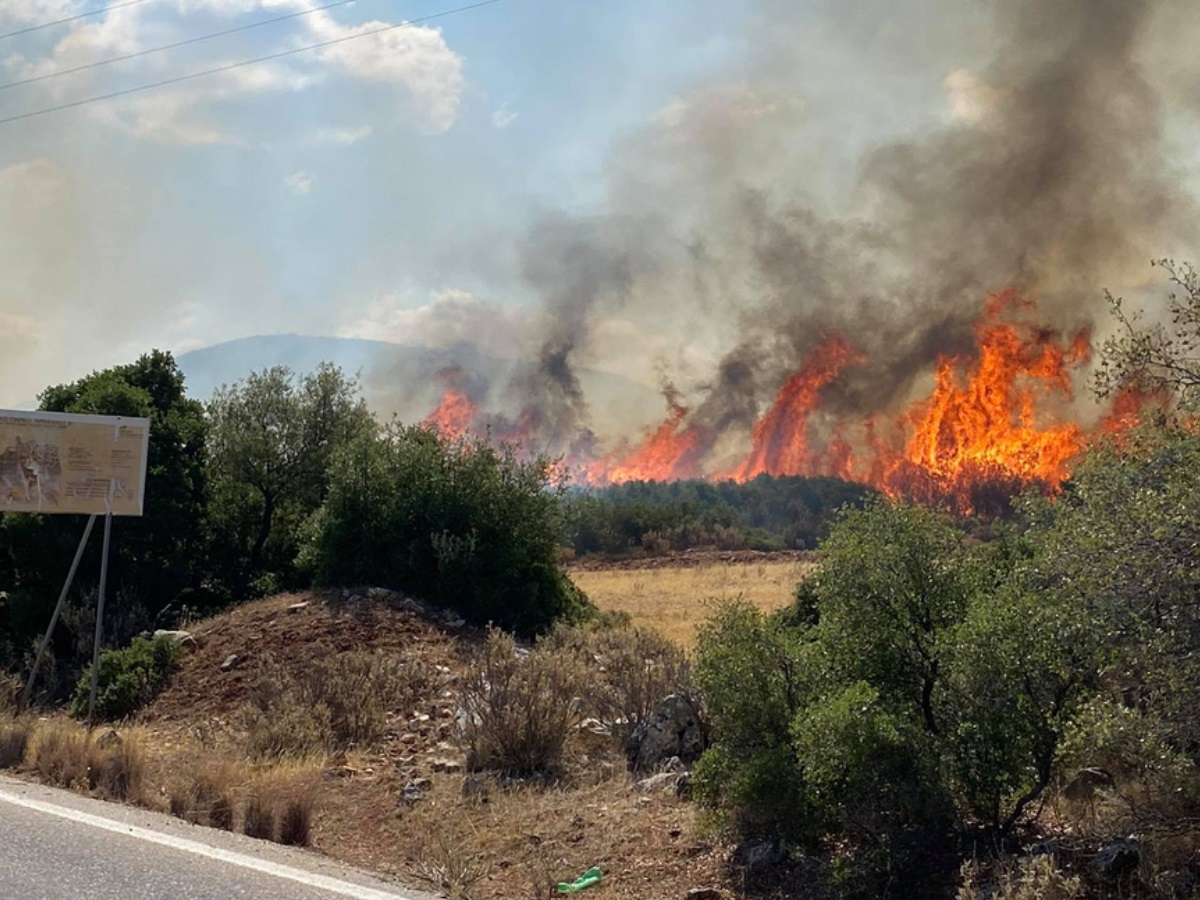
left=28, top=721, right=146, bottom=802
left=0, top=719, right=32, bottom=769
left=571, top=559, right=815, bottom=646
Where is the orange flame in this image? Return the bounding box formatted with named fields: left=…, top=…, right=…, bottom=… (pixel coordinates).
left=731, top=335, right=863, bottom=481
left=586, top=400, right=710, bottom=485
left=424, top=369, right=478, bottom=439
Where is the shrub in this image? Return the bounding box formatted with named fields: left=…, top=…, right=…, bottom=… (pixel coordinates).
left=32, top=723, right=91, bottom=788
left=244, top=650, right=428, bottom=758
left=460, top=628, right=585, bottom=776
left=957, top=856, right=1083, bottom=900
left=0, top=719, right=31, bottom=768
left=70, top=635, right=184, bottom=721
left=541, top=622, right=696, bottom=738
left=31, top=723, right=144, bottom=801
left=88, top=735, right=146, bottom=802
left=303, top=426, right=591, bottom=634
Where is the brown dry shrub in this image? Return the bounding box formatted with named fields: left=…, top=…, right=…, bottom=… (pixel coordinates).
left=0, top=719, right=32, bottom=769
left=460, top=628, right=586, bottom=776
left=32, top=722, right=91, bottom=788
left=169, top=766, right=238, bottom=830
left=88, top=736, right=145, bottom=802
left=543, top=623, right=696, bottom=738
left=245, top=651, right=429, bottom=759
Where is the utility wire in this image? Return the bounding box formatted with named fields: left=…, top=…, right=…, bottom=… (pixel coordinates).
left=0, top=0, right=365, bottom=92
left=0, top=0, right=154, bottom=42
left=0, top=0, right=502, bottom=128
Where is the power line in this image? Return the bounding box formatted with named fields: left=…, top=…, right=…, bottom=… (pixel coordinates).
left=0, top=0, right=502, bottom=128
left=0, top=0, right=154, bottom=42
left=0, top=0, right=364, bottom=93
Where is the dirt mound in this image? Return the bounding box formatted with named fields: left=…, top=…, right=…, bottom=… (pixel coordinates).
left=146, top=591, right=465, bottom=727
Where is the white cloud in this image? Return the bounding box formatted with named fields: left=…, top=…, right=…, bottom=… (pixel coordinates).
left=285, top=171, right=313, bottom=196
left=314, top=124, right=373, bottom=145
left=339, top=289, right=527, bottom=356
left=307, top=11, right=465, bottom=133
left=492, top=100, right=518, bottom=129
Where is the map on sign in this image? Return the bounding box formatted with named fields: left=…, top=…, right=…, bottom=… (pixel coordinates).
left=0, top=410, right=150, bottom=517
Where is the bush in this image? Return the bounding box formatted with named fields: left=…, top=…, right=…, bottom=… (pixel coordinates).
left=459, top=629, right=585, bottom=776
left=244, top=650, right=429, bottom=758
left=71, top=635, right=184, bottom=721
left=694, top=498, right=1094, bottom=882
left=303, top=425, right=591, bottom=634
left=542, top=622, right=696, bottom=738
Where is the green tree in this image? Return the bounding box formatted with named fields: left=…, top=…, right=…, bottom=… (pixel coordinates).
left=206, top=363, right=373, bottom=591
left=0, top=351, right=207, bottom=679
left=304, top=424, right=590, bottom=633
left=1096, top=258, right=1200, bottom=410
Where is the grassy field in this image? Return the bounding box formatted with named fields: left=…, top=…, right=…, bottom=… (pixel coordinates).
left=569, top=557, right=815, bottom=647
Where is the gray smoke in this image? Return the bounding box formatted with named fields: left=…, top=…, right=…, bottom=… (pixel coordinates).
left=501, top=0, right=1197, bottom=462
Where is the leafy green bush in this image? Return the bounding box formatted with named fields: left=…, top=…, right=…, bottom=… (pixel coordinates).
left=303, top=425, right=591, bottom=634
left=695, top=498, right=1096, bottom=890
left=70, top=635, right=183, bottom=721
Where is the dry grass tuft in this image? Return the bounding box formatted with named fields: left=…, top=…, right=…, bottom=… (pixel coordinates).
left=168, top=765, right=239, bottom=830
left=460, top=628, right=586, bottom=777
left=0, top=718, right=32, bottom=769
left=958, top=855, right=1083, bottom=900
left=32, top=722, right=91, bottom=788
left=570, top=559, right=814, bottom=646
left=412, top=822, right=491, bottom=900
left=242, top=791, right=275, bottom=840
left=278, top=791, right=315, bottom=846
left=88, top=735, right=145, bottom=802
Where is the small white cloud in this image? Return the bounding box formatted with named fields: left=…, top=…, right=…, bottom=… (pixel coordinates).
left=314, top=125, right=374, bottom=145
left=492, top=100, right=518, bottom=129
left=285, top=171, right=313, bottom=196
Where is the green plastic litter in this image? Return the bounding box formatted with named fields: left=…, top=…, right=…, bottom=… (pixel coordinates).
left=557, top=866, right=604, bottom=893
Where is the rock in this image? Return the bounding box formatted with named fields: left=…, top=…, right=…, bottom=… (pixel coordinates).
left=367, top=587, right=393, bottom=600
left=153, top=630, right=199, bottom=651
left=285, top=601, right=309, bottom=613
left=400, top=781, right=425, bottom=804
left=1094, top=837, right=1139, bottom=878
left=441, top=615, right=466, bottom=629
left=636, top=772, right=681, bottom=793
left=95, top=729, right=122, bottom=749
left=220, top=654, right=240, bottom=672
left=577, top=718, right=611, bottom=736
left=431, top=758, right=463, bottom=774
left=398, top=597, right=427, bottom=616
left=626, top=695, right=706, bottom=772
left=663, top=755, right=686, bottom=773
left=1154, top=869, right=1198, bottom=899
left=685, top=889, right=723, bottom=900
left=733, top=837, right=783, bottom=874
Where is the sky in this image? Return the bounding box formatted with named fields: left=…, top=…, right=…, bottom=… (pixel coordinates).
left=1, top=0, right=1198, bottom=414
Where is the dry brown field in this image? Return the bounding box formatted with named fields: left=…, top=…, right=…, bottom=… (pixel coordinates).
left=569, top=552, right=816, bottom=647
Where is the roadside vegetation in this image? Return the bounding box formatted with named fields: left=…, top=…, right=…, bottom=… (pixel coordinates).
left=1, top=268, right=1200, bottom=898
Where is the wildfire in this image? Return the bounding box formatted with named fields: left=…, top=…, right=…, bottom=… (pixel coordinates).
left=423, top=368, right=478, bottom=438
left=420, top=289, right=1158, bottom=513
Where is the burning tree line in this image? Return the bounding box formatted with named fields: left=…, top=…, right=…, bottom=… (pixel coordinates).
left=425, top=289, right=1161, bottom=516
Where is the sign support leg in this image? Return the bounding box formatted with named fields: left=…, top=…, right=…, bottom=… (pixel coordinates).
left=21, top=514, right=98, bottom=710
left=86, top=512, right=113, bottom=726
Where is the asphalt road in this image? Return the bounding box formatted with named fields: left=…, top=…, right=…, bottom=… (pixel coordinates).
left=0, top=774, right=440, bottom=900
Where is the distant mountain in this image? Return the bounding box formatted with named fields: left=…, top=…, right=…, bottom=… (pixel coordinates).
left=177, top=334, right=665, bottom=431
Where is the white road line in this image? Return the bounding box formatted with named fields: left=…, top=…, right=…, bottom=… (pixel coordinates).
left=0, top=785, right=415, bottom=900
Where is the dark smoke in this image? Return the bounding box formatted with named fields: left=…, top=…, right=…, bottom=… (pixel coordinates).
left=493, top=0, right=1197, bottom=466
